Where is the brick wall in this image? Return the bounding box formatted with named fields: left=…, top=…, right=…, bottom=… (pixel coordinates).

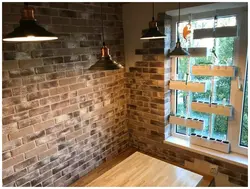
left=126, top=13, right=248, bottom=187
left=2, top=2, right=128, bottom=187
left=2, top=2, right=248, bottom=187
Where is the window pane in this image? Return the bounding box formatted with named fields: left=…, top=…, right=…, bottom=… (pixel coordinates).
left=176, top=125, right=187, bottom=135
left=240, top=70, right=248, bottom=147
left=176, top=90, right=188, bottom=135
left=212, top=115, right=228, bottom=140
left=190, top=111, right=210, bottom=136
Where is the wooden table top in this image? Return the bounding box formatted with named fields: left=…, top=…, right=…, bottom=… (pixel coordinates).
left=86, top=151, right=203, bottom=187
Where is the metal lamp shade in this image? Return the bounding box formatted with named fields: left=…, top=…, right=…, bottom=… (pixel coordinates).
left=3, top=20, right=58, bottom=42
left=140, top=20, right=166, bottom=40
left=3, top=6, right=57, bottom=42
left=168, top=41, right=190, bottom=57
left=89, top=45, right=124, bottom=70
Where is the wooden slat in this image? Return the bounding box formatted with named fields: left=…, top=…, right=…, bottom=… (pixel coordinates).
left=169, top=80, right=207, bottom=92
left=193, top=26, right=237, bottom=39
left=169, top=115, right=204, bottom=130
left=191, top=101, right=233, bottom=117
left=192, top=65, right=236, bottom=77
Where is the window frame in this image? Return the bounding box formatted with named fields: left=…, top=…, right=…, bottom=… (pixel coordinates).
left=168, top=4, right=248, bottom=156
left=239, top=62, right=248, bottom=147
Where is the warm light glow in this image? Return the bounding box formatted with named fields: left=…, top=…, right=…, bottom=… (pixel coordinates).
left=140, top=36, right=166, bottom=40
left=3, top=36, right=58, bottom=42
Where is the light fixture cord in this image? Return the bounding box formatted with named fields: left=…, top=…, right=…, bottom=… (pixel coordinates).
left=101, top=3, right=105, bottom=46
left=177, top=2, right=180, bottom=42
left=152, top=2, right=155, bottom=20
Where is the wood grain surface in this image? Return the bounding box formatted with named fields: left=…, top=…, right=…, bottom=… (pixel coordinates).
left=86, top=151, right=203, bottom=187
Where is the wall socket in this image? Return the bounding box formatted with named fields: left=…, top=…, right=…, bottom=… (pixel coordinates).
left=209, top=164, right=218, bottom=175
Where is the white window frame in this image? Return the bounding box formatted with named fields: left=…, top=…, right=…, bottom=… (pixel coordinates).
left=167, top=3, right=248, bottom=156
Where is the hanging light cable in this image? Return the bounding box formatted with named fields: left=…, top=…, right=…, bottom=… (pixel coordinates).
left=140, top=2, right=166, bottom=40
left=89, top=3, right=123, bottom=70
left=3, top=3, right=58, bottom=42
left=168, top=2, right=190, bottom=57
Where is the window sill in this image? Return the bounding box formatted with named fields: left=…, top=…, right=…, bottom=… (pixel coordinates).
left=164, top=136, right=248, bottom=168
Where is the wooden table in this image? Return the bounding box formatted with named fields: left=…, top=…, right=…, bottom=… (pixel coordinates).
left=86, top=152, right=203, bottom=187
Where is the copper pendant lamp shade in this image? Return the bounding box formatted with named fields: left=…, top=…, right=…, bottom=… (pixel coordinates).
left=168, top=3, right=190, bottom=57
left=89, top=4, right=123, bottom=70
left=3, top=3, right=57, bottom=42
left=89, top=42, right=123, bottom=70
left=140, top=3, right=166, bottom=40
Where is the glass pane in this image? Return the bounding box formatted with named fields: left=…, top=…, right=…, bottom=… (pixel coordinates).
left=176, top=90, right=188, bottom=135
left=176, top=125, right=187, bottom=135
left=190, top=111, right=210, bottom=136
left=240, top=70, right=248, bottom=147
left=212, top=115, right=228, bottom=140
left=214, top=77, right=231, bottom=103
left=177, top=57, right=188, bottom=80
left=217, top=37, right=235, bottom=66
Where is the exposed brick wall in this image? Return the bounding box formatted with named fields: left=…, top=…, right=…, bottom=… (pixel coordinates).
left=2, top=2, right=248, bottom=187
left=2, top=2, right=128, bottom=187
left=126, top=13, right=248, bottom=187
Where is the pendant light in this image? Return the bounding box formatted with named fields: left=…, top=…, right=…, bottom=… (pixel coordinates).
left=140, top=3, right=166, bottom=40
left=168, top=3, right=190, bottom=57
left=89, top=3, right=123, bottom=70
left=3, top=3, right=58, bottom=42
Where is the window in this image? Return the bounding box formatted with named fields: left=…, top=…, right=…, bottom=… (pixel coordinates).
left=240, top=65, right=248, bottom=147
left=169, top=6, right=248, bottom=155
left=175, top=16, right=235, bottom=139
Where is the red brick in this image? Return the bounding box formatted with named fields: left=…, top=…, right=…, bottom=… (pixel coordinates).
left=25, top=144, right=48, bottom=159
left=11, top=141, right=36, bottom=156
left=3, top=78, right=22, bottom=89
left=61, top=104, right=79, bottom=114
left=16, top=101, right=39, bottom=113
left=2, top=96, right=22, bottom=107
left=3, top=60, right=18, bottom=71
left=3, top=112, right=29, bottom=125
left=18, top=116, right=42, bottom=129
left=18, top=59, right=43, bottom=69
left=51, top=100, right=69, bottom=110
left=38, top=147, right=57, bottom=160
left=28, top=90, right=49, bottom=101
left=40, top=95, right=60, bottom=106
left=78, top=87, right=92, bottom=96
left=38, top=80, right=58, bottom=90
left=29, top=106, right=50, bottom=117
left=49, top=86, right=69, bottom=96
left=59, top=77, right=77, bottom=86
left=13, top=156, right=37, bottom=172
left=69, top=83, right=87, bottom=91
left=46, top=72, right=66, bottom=80
left=3, top=154, right=24, bottom=169
left=8, top=126, right=34, bottom=140
left=3, top=106, right=15, bottom=117
left=3, top=89, right=12, bottom=98
left=22, top=75, right=46, bottom=85
left=33, top=120, right=55, bottom=132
